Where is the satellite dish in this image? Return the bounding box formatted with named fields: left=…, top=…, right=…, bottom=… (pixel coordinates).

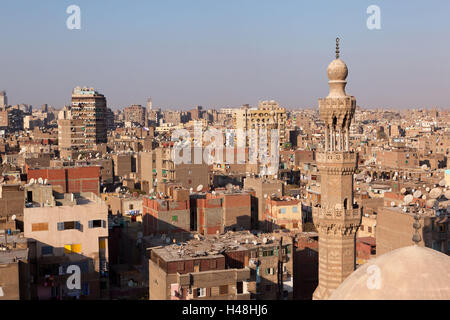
left=196, top=185, right=203, bottom=192
left=421, top=164, right=428, bottom=171
left=263, top=237, right=268, bottom=244
left=11, top=215, right=16, bottom=221
left=103, top=187, right=107, bottom=193
left=426, top=187, right=430, bottom=192
left=38, top=178, right=43, bottom=184
left=150, top=188, right=154, bottom=193
left=29, top=178, right=35, bottom=184
left=422, top=195, right=427, bottom=200
left=400, top=188, right=407, bottom=194
left=444, top=190, right=450, bottom=200
left=404, top=194, right=413, bottom=205
left=43, top=179, right=48, bottom=185
left=78, top=154, right=82, bottom=160
left=413, top=190, right=422, bottom=198
left=189, top=188, right=193, bottom=193
left=426, top=199, right=437, bottom=208
left=366, top=177, right=372, bottom=183
left=439, top=180, right=446, bottom=187
left=391, top=201, right=396, bottom=207
left=429, top=188, right=442, bottom=199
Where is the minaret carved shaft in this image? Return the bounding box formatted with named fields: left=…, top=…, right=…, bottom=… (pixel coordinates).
left=312, top=39, right=361, bottom=300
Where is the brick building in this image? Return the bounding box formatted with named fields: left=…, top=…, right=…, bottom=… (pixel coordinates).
left=27, top=166, right=101, bottom=196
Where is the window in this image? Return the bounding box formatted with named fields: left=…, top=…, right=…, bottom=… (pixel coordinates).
left=263, top=250, right=274, bottom=257
left=177, top=262, right=185, bottom=272
left=292, top=207, right=298, bottom=213
left=196, top=288, right=206, bottom=297
left=210, top=260, right=217, bottom=269
left=368, top=226, right=372, bottom=233
left=89, top=220, right=105, bottom=228
left=219, top=285, right=228, bottom=295
left=360, top=225, right=364, bottom=231
left=236, top=282, right=243, bottom=294
left=129, top=204, right=134, bottom=210
left=265, top=268, right=274, bottom=275
left=58, top=221, right=81, bottom=231
left=280, top=208, right=286, bottom=214
left=32, top=223, right=48, bottom=232
left=439, top=224, right=446, bottom=233
left=171, top=216, right=178, bottom=222
left=64, top=244, right=82, bottom=254
left=41, top=246, right=53, bottom=255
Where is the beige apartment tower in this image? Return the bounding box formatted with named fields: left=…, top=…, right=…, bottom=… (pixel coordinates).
left=70, top=87, right=108, bottom=146
left=312, top=39, right=361, bottom=300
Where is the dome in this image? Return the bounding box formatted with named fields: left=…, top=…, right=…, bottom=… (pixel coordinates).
left=329, top=246, right=450, bottom=300
left=327, top=59, right=348, bottom=81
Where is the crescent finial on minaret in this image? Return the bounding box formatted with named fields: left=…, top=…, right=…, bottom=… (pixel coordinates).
left=336, top=37, right=340, bottom=59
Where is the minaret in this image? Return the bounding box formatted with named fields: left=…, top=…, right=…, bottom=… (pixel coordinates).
left=312, top=38, right=361, bottom=300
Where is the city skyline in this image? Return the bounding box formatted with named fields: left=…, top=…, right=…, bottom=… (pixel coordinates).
left=0, top=0, right=449, bottom=110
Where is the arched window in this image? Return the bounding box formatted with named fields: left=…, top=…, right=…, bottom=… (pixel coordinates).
left=344, top=198, right=348, bottom=210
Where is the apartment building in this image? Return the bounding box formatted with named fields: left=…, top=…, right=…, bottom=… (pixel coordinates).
left=148, top=231, right=294, bottom=300
left=265, top=196, right=304, bottom=232
left=23, top=187, right=109, bottom=299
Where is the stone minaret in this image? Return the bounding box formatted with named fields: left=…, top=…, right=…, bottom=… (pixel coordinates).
left=312, top=38, right=361, bottom=300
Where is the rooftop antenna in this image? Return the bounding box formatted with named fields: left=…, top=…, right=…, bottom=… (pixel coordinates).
left=335, top=37, right=340, bottom=59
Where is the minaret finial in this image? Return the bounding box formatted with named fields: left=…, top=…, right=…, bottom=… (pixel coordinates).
left=412, top=211, right=422, bottom=245
left=336, top=37, right=340, bottom=59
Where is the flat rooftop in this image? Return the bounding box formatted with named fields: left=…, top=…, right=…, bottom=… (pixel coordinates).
left=149, top=230, right=296, bottom=262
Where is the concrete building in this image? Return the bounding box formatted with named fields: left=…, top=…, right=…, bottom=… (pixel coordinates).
left=70, top=86, right=108, bottom=146
left=0, top=91, right=7, bottom=108
left=27, top=166, right=101, bottom=196
left=23, top=188, right=109, bottom=299
left=233, top=101, right=287, bottom=146
left=243, top=177, right=283, bottom=230
left=124, top=104, right=146, bottom=127
left=148, top=231, right=294, bottom=300
left=142, top=190, right=191, bottom=236
left=265, top=196, right=304, bottom=232
left=376, top=206, right=449, bottom=256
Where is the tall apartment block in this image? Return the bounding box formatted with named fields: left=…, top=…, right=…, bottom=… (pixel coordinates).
left=233, top=100, right=287, bottom=146
left=0, top=91, right=7, bottom=108
left=59, top=87, right=107, bottom=149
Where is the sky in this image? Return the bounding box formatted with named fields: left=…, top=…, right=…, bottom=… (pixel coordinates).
left=0, top=0, right=449, bottom=110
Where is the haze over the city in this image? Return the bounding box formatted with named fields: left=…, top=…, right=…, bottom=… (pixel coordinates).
left=0, top=0, right=449, bottom=110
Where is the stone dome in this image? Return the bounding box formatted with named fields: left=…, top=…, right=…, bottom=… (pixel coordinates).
left=327, top=59, right=348, bottom=81
left=329, top=245, right=450, bottom=300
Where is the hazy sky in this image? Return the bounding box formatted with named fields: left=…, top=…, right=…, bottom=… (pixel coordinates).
left=0, top=0, right=449, bottom=110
